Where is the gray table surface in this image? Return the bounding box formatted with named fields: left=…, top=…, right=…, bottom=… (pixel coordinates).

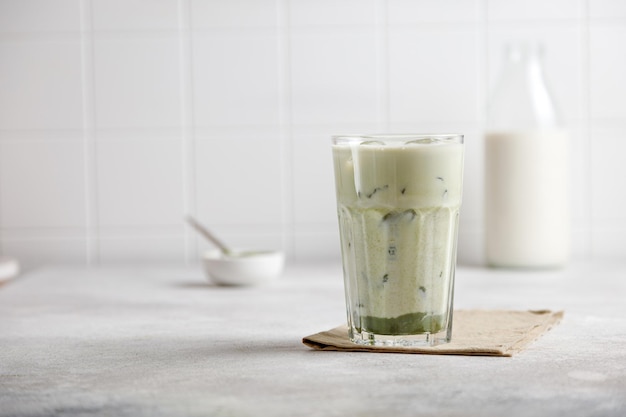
left=1, top=261, right=625, bottom=417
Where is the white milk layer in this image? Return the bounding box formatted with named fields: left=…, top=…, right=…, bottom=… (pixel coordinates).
left=485, top=130, right=569, bottom=267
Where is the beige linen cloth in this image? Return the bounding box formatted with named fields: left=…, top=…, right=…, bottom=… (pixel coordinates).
left=303, top=310, right=563, bottom=357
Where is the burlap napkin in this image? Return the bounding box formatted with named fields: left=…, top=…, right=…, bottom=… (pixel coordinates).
left=303, top=310, right=563, bottom=357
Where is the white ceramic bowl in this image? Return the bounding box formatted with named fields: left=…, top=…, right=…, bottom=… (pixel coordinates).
left=202, top=249, right=285, bottom=286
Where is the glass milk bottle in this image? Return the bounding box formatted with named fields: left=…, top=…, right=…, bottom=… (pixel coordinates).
left=485, top=43, right=569, bottom=268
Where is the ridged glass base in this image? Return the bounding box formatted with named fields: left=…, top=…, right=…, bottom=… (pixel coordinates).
left=349, top=326, right=451, bottom=347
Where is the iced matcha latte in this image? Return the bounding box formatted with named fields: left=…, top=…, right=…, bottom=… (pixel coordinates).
left=332, top=134, right=464, bottom=346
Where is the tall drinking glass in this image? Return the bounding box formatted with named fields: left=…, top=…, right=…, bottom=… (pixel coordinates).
left=331, top=134, right=464, bottom=346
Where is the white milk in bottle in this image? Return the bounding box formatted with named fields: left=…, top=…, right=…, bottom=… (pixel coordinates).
left=485, top=44, right=569, bottom=268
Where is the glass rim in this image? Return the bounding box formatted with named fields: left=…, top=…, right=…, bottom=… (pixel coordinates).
left=332, top=133, right=463, bottom=145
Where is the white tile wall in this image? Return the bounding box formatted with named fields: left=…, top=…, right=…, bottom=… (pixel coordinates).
left=388, top=27, right=481, bottom=124
left=591, top=124, right=626, bottom=258
left=96, top=138, right=184, bottom=227
left=191, top=0, right=278, bottom=29
left=590, top=25, right=626, bottom=120
left=194, top=136, right=284, bottom=227
left=290, top=0, right=377, bottom=26
left=388, top=0, right=480, bottom=24
left=93, top=35, right=182, bottom=129
left=0, top=141, right=86, bottom=228
left=590, top=126, right=626, bottom=224
left=92, top=0, right=179, bottom=31
left=290, top=28, right=378, bottom=128
left=487, top=0, right=584, bottom=21
left=0, top=0, right=81, bottom=33
left=0, top=39, right=83, bottom=130
left=1, top=0, right=625, bottom=269
left=192, top=31, right=280, bottom=127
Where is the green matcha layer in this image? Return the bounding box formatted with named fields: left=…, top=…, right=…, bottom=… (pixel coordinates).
left=357, top=312, right=446, bottom=335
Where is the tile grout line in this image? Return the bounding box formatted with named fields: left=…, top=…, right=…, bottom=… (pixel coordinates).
left=582, top=0, right=593, bottom=259
left=477, top=0, right=489, bottom=256
left=0, top=141, right=3, bottom=255
left=80, top=0, right=99, bottom=266
left=277, top=0, right=295, bottom=259
left=375, top=0, right=390, bottom=132
left=473, top=0, right=492, bottom=265
left=480, top=0, right=489, bottom=126
left=178, top=0, right=197, bottom=264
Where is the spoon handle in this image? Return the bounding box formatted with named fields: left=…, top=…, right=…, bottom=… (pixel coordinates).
left=185, top=215, right=231, bottom=254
